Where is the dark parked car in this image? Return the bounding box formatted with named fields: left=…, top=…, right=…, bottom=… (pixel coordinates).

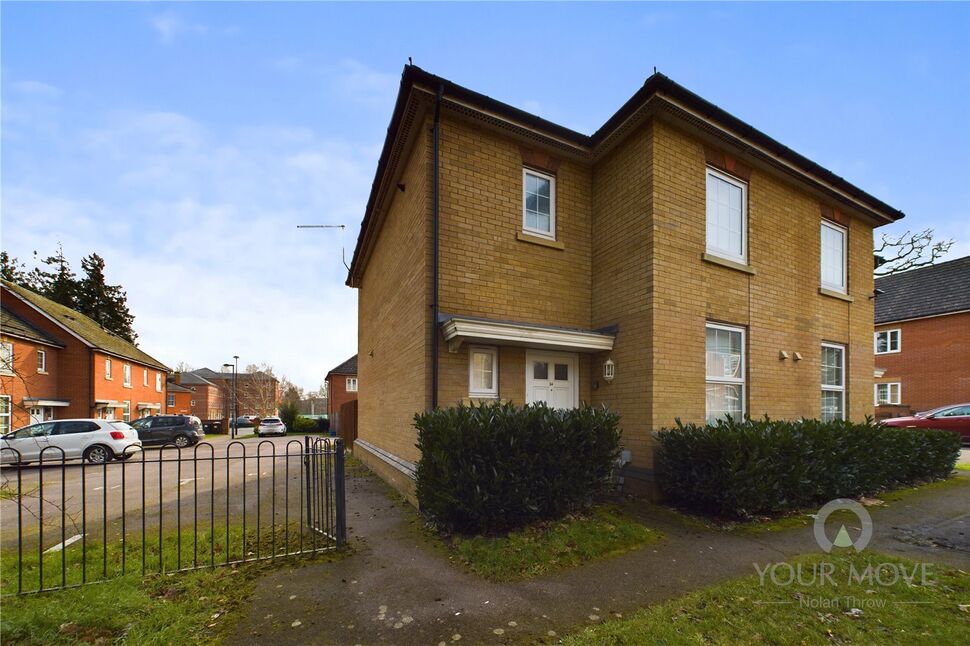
left=231, top=415, right=258, bottom=429
left=883, top=403, right=970, bottom=445
left=130, top=415, right=204, bottom=448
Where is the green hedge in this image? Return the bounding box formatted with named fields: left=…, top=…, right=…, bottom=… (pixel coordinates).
left=415, top=402, right=622, bottom=533
left=655, top=417, right=961, bottom=519
left=292, top=417, right=318, bottom=433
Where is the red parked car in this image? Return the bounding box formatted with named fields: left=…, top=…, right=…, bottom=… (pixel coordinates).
left=882, top=403, right=970, bottom=445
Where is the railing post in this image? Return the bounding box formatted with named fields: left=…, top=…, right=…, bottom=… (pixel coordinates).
left=334, top=438, right=346, bottom=547
left=304, top=436, right=312, bottom=530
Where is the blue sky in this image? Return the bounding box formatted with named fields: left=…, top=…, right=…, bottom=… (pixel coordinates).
left=2, top=2, right=968, bottom=389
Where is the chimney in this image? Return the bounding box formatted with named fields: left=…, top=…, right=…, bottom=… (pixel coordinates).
left=175, top=372, right=182, bottom=385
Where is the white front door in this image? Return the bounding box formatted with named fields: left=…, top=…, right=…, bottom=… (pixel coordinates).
left=29, top=407, right=43, bottom=425
left=526, top=351, right=578, bottom=409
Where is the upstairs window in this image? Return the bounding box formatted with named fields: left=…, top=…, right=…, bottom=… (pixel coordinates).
left=123, top=364, right=132, bottom=387
left=821, top=343, right=846, bottom=421
left=705, top=168, right=747, bottom=263
left=820, top=221, right=847, bottom=293
left=346, top=377, right=358, bottom=393
left=874, top=329, right=900, bottom=354
left=143, top=368, right=149, bottom=387
left=105, top=358, right=112, bottom=380
left=468, top=346, right=498, bottom=399
left=156, top=373, right=162, bottom=392
left=1, top=342, right=13, bottom=374
left=522, top=168, right=556, bottom=240
left=37, top=349, right=47, bottom=373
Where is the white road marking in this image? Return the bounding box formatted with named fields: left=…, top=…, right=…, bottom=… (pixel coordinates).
left=45, top=534, right=83, bottom=553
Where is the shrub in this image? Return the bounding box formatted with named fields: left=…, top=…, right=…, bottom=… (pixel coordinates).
left=278, top=401, right=298, bottom=429
left=316, top=417, right=330, bottom=434
left=292, top=416, right=317, bottom=433
left=415, top=402, right=622, bottom=534
left=655, top=417, right=961, bottom=519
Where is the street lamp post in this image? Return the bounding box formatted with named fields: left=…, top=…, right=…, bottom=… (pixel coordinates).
left=223, top=360, right=238, bottom=438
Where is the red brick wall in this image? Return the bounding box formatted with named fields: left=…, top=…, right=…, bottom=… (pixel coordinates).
left=92, top=351, right=166, bottom=421
left=188, top=383, right=224, bottom=420
left=326, top=373, right=357, bottom=421
left=0, top=336, right=62, bottom=429
left=875, top=311, right=970, bottom=412
left=167, top=391, right=193, bottom=415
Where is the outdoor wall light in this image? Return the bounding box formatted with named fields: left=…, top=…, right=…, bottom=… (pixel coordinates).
left=603, top=358, right=616, bottom=383
left=793, top=352, right=803, bottom=362
left=779, top=350, right=790, bottom=360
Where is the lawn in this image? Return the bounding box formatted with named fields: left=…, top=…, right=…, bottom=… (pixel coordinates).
left=563, top=551, right=970, bottom=645
left=955, top=463, right=970, bottom=472
left=0, top=526, right=343, bottom=645
left=448, top=506, right=662, bottom=581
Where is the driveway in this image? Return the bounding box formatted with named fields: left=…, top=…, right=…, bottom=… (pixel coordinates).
left=230, top=465, right=970, bottom=645
left=961, top=447, right=970, bottom=464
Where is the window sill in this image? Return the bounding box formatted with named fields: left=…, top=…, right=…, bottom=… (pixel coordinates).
left=818, top=287, right=854, bottom=302
left=517, top=231, right=564, bottom=250
left=468, top=393, right=499, bottom=400
left=123, top=384, right=132, bottom=389
left=37, top=370, right=49, bottom=375
left=702, top=253, right=756, bottom=275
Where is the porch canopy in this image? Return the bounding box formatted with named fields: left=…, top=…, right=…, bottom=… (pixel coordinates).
left=23, top=398, right=70, bottom=407
left=136, top=402, right=162, bottom=411
left=440, top=314, right=615, bottom=353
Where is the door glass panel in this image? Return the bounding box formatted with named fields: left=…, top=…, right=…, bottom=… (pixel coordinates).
left=533, top=361, right=548, bottom=380
left=554, top=363, right=569, bottom=381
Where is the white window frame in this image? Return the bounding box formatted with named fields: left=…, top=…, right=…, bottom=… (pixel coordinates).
left=1, top=342, right=14, bottom=374
left=143, top=368, right=149, bottom=387
left=468, top=346, right=499, bottom=399
left=123, top=364, right=132, bottom=388
left=0, top=395, right=11, bottom=435
left=705, top=322, right=746, bottom=422
left=522, top=168, right=557, bottom=240
left=156, top=373, right=162, bottom=392
left=874, top=382, right=901, bottom=406
left=167, top=393, right=175, bottom=408
left=821, top=342, right=846, bottom=421
left=874, top=329, right=900, bottom=354
left=346, top=377, right=358, bottom=393
left=820, top=220, right=848, bottom=293
left=105, top=358, right=112, bottom=380
left=37, top=349, right=47, bottom=373
left=122, top=400, right=131, bottom=423
left=705, top=167, right=748, bottom=264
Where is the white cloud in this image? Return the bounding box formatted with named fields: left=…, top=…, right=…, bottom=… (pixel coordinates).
left=151, top=12, right=208, bottom=44
left=11, top=80, right=62, bottom=97
left=2, top=105, right=371, bottom=390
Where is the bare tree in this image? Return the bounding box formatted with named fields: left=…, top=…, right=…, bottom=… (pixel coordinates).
left=874, top=228, right=954, bottom=276
left=237, top=362, right=281, bottom=417
left=173, top=361, right=194, bottom=373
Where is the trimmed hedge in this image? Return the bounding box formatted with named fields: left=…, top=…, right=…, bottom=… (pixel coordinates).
left=415, top=402, right=622, bottom=533
left=655, top=417, right=961, bottom=519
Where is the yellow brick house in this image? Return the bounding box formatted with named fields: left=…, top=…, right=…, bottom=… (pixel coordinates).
left=346, top=65, right=904, bottom=499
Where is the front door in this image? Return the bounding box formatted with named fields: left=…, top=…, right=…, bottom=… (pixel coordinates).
left=526, top=351, right=578, bottom=409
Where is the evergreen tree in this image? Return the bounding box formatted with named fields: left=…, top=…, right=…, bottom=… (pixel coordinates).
left=34, top=243, right=78, bottom=308
left=0, top=252, right=33, bottom=286
left=76, top=253, right=138, bottom=344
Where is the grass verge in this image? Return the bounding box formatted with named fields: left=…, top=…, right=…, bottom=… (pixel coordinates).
left=1, top=526, right=344, bottom=645
left=563, top=551, right=970, bottom=645
left=955, top=463, right=970, bottom=472
left=448, top=506, right=662, bottom=581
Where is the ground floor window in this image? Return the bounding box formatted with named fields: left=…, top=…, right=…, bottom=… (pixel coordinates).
left=167, top=394, right=176, bottom=408
left=0, top=395, right=10, bottom=434
left=122, top=401, right=131, bottom=422
left=468, top=346, right=498, bottom=398
left=874, top=382, right=901, bottom=406
left=705, top=323, right=745, bottom=423
left=821, top=343, right=846, bottom=421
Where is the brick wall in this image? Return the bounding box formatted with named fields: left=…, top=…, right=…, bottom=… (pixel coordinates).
left=167, top=391, right=193, bottom=415
left=189, top=383, right=224, bottom=420
left=356, top=115, right=432, bottom=467
left=875, top=311, right=970, bottom=412
left=326, top=372, right=358, bottom=426
left=92, top=351, right=166, bottom=421
left=0, top=336, right=61, bottom=429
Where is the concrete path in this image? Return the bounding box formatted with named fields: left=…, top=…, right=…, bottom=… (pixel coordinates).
left=230, top=469, right=970, bottom=645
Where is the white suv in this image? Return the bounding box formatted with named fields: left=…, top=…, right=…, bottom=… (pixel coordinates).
left=1, top=419, right=142, bottom=465
left=256, top=417, right=287, bottom=437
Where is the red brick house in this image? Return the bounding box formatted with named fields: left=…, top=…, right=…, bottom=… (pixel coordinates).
left=190, top=368, right=280, bottom=418
left=325, top=355, right=357, bottom=432
left=173, top=371, right=224, bottom=420
left=874, top=256, right=970, bottom=417
left=166, top=381, right=194, bottom=415
left=1, top=280, right=169, bottom=430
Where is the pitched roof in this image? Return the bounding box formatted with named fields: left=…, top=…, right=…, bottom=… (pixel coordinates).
left=326, top=354, right=357, bottom=378
left=2, top=280, right=168, bottom=371
left=167, top=382, right=193, bottom=393
left=0, top=303, right=65, bottom=348
left=874, top=256, right=970, bottom=324
left=346, top=65, right=906, bottom=286
left=192, top=367, right=277, bottom=381
left=177, top=371, right=218, bottom=386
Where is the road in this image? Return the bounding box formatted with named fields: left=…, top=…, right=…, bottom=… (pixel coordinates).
left=0, top=435, right=337, bottom=549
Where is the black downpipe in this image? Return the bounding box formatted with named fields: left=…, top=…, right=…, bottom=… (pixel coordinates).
left=431, top=85, right=443, bottom=409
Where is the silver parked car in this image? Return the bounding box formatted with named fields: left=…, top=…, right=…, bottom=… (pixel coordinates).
left=256, top=417, right=286, bottom=437
left=1, top=419, right=142, bottom=465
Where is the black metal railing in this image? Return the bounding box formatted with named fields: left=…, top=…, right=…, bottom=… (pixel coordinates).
left=0, top=436, right=345, bottom=596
